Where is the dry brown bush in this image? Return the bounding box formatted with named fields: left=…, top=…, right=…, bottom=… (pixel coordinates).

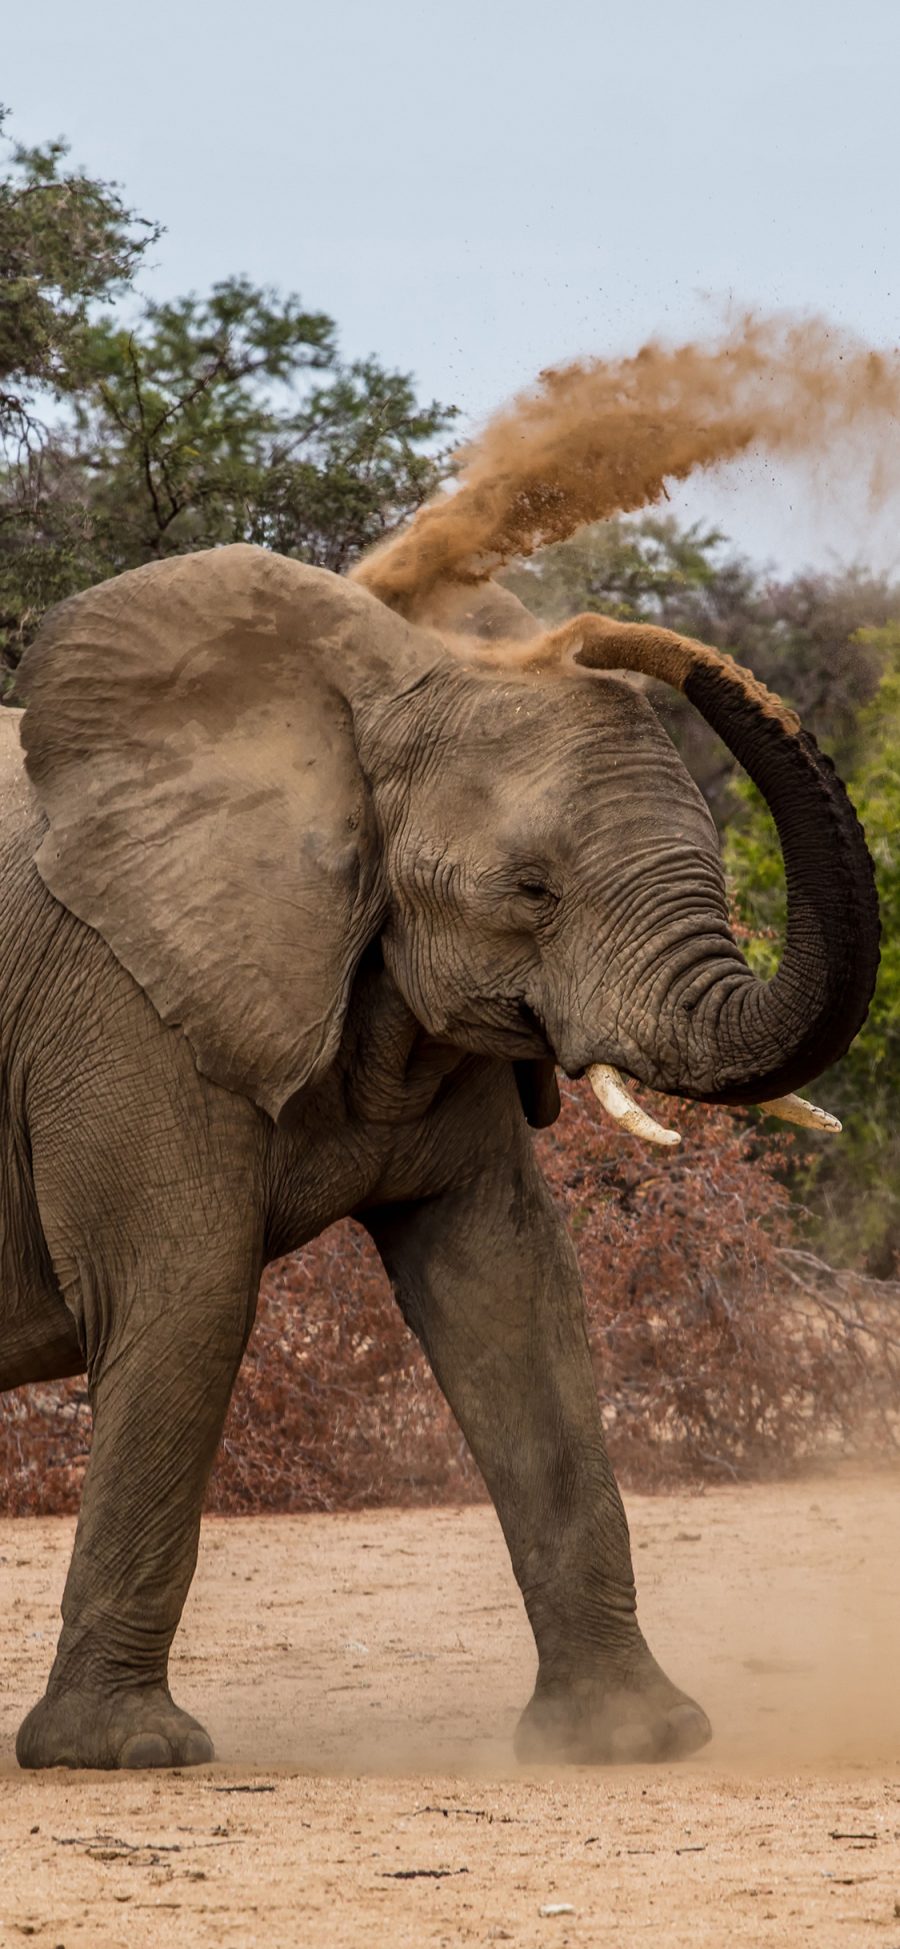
left=1, top=1083, right=897, bottom=1516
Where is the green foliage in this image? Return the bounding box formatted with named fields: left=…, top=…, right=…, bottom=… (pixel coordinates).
left=243, top=359, right=458, bottom=573
left=725, top=623, right=900, bottom=1269
left=68, top=279, right=338, bottom=566
left=0, top=117, right=456, bottom=684
left=0, top=108, right=159, bottom=435
left=0, top=110, right=161, bottom=684
left=722, top=784, right=784, bottom=982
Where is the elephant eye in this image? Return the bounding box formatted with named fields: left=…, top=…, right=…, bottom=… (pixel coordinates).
left=517, top=879, right=558, bottom=906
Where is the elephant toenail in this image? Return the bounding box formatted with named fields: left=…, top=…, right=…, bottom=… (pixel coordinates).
left=665, top=1704, right=713, bottom=1755
left=607, top=1722, right=657, bottom=1764
left=118, top=1732, right=174, bottom=1768
left=182, top=1730, right=215, bottom=1765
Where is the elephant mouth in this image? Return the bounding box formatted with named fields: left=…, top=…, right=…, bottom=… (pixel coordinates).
left=517, top=1000, right=556, bottom=1060
left=583, top=1058, right=842, bottom=1149
left=517, top=1004, right=840, bottom=1148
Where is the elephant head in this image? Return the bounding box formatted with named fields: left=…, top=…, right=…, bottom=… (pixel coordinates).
left=18, top=544, right=879, bottom=1139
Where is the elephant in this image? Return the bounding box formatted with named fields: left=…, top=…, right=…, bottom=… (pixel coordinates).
left=0, top=541, right=878, bottom=1772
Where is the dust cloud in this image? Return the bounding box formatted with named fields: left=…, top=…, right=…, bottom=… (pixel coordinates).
left=354, top=313, right=900, bottom=618
left=5, top=1484, right=897, bottom=1781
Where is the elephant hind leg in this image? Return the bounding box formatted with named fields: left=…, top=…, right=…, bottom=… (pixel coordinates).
left=0, top=1139, right=85, bottom=1392
left=0, top=1276, right=85, bottom=1394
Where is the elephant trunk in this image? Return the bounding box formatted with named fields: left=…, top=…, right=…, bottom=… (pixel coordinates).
left=562, top=617, right=880, bottom=1107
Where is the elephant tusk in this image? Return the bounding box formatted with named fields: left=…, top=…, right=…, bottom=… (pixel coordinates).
left=587, top=1064, right=682, bottom=1147
left=758, top=1092, right=842, bottom=1133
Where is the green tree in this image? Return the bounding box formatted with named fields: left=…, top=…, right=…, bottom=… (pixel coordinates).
left=725, top=622, right=900, bottom=1270
left=1, top=118, right=456, bottom=686
left=0, top=108, right=159, bottom=444
left=68, top=279, right=338, bottom=569
left=0, top=111, right=161, bottom=679
left=74, top=290, right=453, bottom=576
left=243, top=359, right=459, bottom=573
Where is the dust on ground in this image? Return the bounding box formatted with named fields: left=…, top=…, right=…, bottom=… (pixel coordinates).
left=0, top=1473, right=898, bottom=1946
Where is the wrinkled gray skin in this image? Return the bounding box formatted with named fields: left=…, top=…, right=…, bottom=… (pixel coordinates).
left=0, top=545, right=876, bottom=1771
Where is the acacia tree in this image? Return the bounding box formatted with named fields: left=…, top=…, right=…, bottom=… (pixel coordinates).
left=0, top=116, right=457, bottom=685
left=0, top=109, right=158, bottom=444
left=75, top=290, right=453, bottom=576
left=0, top=111, right=161, bottom=673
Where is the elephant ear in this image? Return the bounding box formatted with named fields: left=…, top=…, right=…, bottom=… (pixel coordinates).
left=19, top=545, right=399, bottom=1122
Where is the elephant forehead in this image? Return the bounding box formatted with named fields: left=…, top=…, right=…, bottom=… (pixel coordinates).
left=446, top=667, right=688, bottom=777
left=474, top=713, right=716, bottom=845
left=488, top=773, right=719, bottom=865
left=400, top=667, right=719, bottom=858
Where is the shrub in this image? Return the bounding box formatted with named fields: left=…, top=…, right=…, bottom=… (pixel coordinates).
left=2, top=1082, right=895, bottom=1516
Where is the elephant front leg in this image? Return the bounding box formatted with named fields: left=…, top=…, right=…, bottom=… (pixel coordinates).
left=16, top=1273, right=256, bottom=1771
left=365, top=1104, right=711, bottom=1765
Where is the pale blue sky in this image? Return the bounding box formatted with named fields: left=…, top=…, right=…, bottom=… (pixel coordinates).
left=6, top=0, right=900, bottom=570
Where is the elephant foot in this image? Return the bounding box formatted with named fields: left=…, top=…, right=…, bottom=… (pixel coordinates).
left=515, top=1662, right=711, bottom=1766
left=16, top=1683, right=214, bottom=1771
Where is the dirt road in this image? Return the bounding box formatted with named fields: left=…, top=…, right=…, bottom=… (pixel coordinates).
left=0, top=1475, right=898, bottom=1946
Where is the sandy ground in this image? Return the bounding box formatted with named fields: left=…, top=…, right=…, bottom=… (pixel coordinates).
left=0, top=1475, right=898, bottom=1947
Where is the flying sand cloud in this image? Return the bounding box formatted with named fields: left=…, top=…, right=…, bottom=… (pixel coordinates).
left=354, top=314, right=900, bottom=615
